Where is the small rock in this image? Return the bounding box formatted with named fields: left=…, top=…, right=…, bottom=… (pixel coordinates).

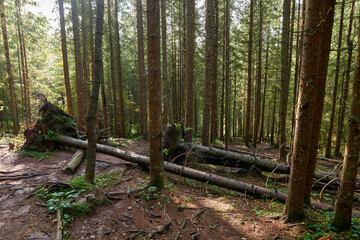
left=128, top=207, right=132, bottom=210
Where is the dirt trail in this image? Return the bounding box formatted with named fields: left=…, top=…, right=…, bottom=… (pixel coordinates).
left=0, top=141, right=306, bottom=240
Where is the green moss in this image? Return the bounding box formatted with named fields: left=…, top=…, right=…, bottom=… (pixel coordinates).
left=16, top=149, right=55, bottom=158
left=94, top=172, right=118, bottom=187
left=65, top=203, right=92, bottom=217
left=70, top=176, right=91, bottom=191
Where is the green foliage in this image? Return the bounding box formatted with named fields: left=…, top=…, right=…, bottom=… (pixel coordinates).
left=251, top=199, right=284, bottom=217
left=69, top=176, right=91, bottom=191
left=16, top=149, right=55, bottom=158
left=299, top=210, right=360, bottom=239
left=94, top=173, right=118, bottom=188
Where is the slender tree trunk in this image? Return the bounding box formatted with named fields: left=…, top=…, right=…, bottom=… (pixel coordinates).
left=253, top=0, right=263, bottom=147
left=100, top=68, right=108, bottom=129
left=224, top=0, right=230, bottom=150
left=325, top=0, right=345, bottom=158
left=85, top=0, right=104, bottom=183
left=147, top=0, right=164, bottom=188
left=136, top=0, right=148, bottom=138
left=303, top=0, right=335, bottom=204
left=201, top=0, right=214, bottom=146
left=0, top=0, right=19, bottom=135
left=260, top=30, right=269, bottom=143
left=220, top=13, right=226, bottom=140
left=81, top=0, right=90, bottom=115
left=184, top=0, right=195, bottom=143
left=59, top=0, right=73, bottom=116
left=107, top=0, right=118, bottom=135
left=210, top=0, right=219, bottom=142
left=17, top=16, right=28, bottom=119
left=71, top=0, right=85, bottom=129
left=333, top=6, right=360, bottom=230
left=244, top=0, right=254, bottom=147
left=89, top=0, right=95, bottom=82
left=270, top=87, right=277, bottom=147
left=284, top=0, right=324, bottom=223
left=290, top=0, right=303, bottom=153
left=278, top=0, right=291, bottom=161
left=114, top=0, right=126, bottom=137
left=334, top=0, right=355, bottom=157
left=161, top=0, right=170, bottom=125
left=21, top=29, right=31, bottom=121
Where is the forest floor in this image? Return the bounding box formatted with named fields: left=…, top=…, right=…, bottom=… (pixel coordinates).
left=0, top=137, right=359, bottom=240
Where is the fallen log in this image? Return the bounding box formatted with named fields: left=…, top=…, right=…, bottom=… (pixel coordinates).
left=55, top=135, right=330, bottom=210
left=177, top=142, right=360, bottom=188
left=62, top=149, right=85, bottom=174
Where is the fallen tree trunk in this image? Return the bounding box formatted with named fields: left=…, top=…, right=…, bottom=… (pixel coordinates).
left=55, top=135, right=330, bottom=210
left=177, top=142, right=360, bottom=188
left=62, top=149, right=84, bottom=174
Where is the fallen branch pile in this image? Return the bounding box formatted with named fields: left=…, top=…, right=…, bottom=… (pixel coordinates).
left=55, top=135, right=330, bottom=210
left=176, top=142, right=360, bottom=188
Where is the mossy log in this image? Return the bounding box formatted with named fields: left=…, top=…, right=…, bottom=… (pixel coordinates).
left=22, top=100, right=78, bottom=151
left=55, top=135, right=330, bottom=210
left=62, top=149, right=85, bottom=174
left=176, top=142, right=360, bottom=188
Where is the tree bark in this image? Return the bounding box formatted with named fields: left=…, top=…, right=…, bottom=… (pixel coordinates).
left=63, top=149, right=85, bottom=174
left=334, top=0, right=355, bottom=157
left=278, top=0, right=291, bottom=161
left=284, top=0, right=324, bottom=223
left=210, top=0, right=219, bottom=142
left=253, top=0, right=263, bottom=147
left=136, top=0, right=148, bottom=138
left=0, top=0, right=19, bottom=135
left=71, top=0, right=85, bottom=129
left=81, top=0, right=90, bottom=115
left=184, top=0, right=195, bottom=143
left=303, top=0, right=335, bottom=204
left=107, top=0, right=118, bottom=135
left=147, top=0, right=164, bottom=188
left=325, top=0, right=345, bottom=158
left=58, top=0, right=73, bottom=116
left=201, top=0, right=214, bottom=146
left=84, top=0, right=104, bottom=183
left=333, top=5, right=360, bottom=230
left=259, top=30, right=269, bottom=143
left=224, top=0, right=230, bottom=149
left=244, top=0, right=254, bottom=147
left=113, top=0, right=126, bottom=138
left=161, top=0, right=170, bottom=125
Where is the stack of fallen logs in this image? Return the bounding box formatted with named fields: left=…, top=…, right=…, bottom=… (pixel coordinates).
left=55, top=135, right=353, bottom=210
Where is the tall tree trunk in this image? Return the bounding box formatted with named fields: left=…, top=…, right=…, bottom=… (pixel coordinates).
left=270, top=87, right=277, bottom=146
left=114, top=0, right=126, bottom=137
left=260, top=30, right=269, bottom=143
left=303, top=0, right=335, bottom=204
left=224, top=0, right=230, bottom=150
left=244, top=0, right=254, bottom=147
left=89, top=0, right=95, bottom=82
left=147, top=0, right=164, bottom=188
left=210, top=0, right=219, bottom=142
left=0, top=0, right=19, bottom=135
left=85, top=0, right=104, bottom=183
left=184, top=0, right=195, bottom=143
left=253, top=0, right=263, bottom=147
left=334, top=0, right=355, bottom=157
left=21, top=29, right=31, bottom=121
left=325, top=0, right=345, bottom=157
left=107, top=0, right=118, bottom=135
left=81, top=0, right=90, bottom=115
left=220, top=11, right=226, bottom=140
left=71, top=0, right=85, bottom=129
left=290, top=0, right=303, bottom=153
left=161, top=0, right=170, bottom=125
left=284, top=0, right=324, bottom=223
left=59, top=0, right=73, bottom=116
left=136, top=0, right=148, bottom=138
left=201, top=0, right=214, bottom=146
left=278, top=0, right=291, bottom=161
left=332, top=6, right=360, bottom=230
